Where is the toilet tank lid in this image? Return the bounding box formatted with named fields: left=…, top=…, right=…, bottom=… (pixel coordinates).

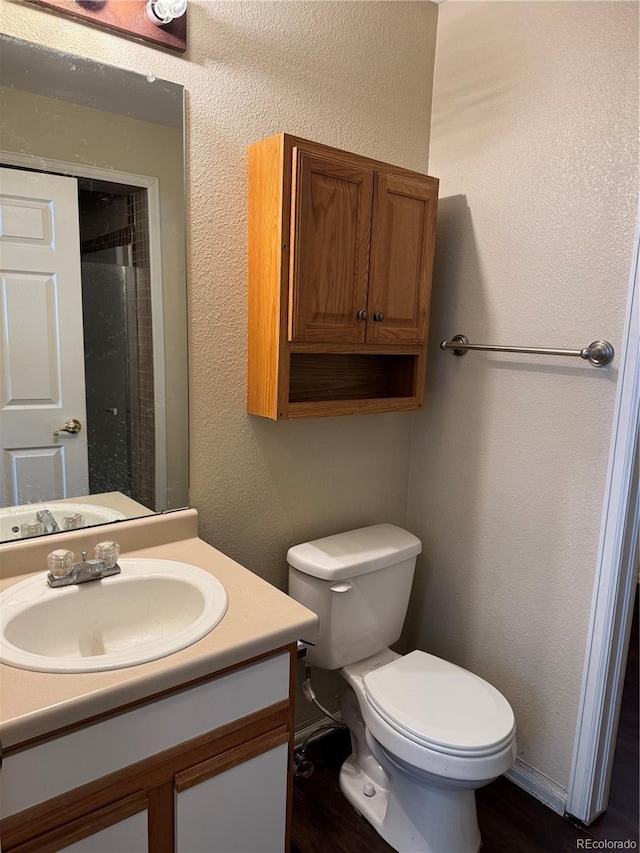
left=287, top=524, right=422, bottom=580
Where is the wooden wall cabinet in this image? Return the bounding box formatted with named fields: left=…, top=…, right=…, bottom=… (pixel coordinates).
left=248, top=134, right=439, bottom=419
left=0, top=649, right=294, bottom=853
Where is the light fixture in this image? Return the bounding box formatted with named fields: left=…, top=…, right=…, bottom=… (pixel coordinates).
left=146, top=0, right=187, bottom=26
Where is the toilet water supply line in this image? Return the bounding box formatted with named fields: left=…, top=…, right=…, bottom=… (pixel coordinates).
left=295, top=665, right=345, bottom=777
left=303, top=664, right=343, bottom=725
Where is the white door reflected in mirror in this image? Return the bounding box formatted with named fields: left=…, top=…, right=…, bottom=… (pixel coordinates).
left=0, top=167, right=88, bottom=505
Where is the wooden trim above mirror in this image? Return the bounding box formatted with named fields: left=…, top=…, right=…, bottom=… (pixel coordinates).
left=29, top=0, right=187, bottom=53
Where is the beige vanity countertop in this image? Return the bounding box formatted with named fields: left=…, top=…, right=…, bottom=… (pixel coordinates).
left=0, top=509, right=318, bottom=750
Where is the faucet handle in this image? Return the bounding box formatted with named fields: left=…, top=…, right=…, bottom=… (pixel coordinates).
left=62, top=513, right=85, bottom=530
left=47, top=549, right=75, bottom=578
left=20, top=520, right=45, bottom=538
left=95, top=541, right=120, bottom=568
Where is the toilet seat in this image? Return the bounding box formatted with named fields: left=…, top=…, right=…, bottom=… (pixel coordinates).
left=363, top=650, right=515, bottom=758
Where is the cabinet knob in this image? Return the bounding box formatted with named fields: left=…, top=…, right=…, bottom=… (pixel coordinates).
left=357, top=309, right=368, bottom=321
left=373, top=312, right=385, bottom=322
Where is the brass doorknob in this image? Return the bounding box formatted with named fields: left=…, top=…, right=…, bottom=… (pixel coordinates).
left=53, top=418, right=82, bottom=437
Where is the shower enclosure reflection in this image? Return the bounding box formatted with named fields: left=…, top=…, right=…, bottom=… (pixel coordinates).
left=80, top=184, right=155, bottom=507
left=0, top=34, right=188, bottom=541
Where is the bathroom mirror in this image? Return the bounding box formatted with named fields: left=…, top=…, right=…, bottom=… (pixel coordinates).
left=0, top=33, right=188, bottom=542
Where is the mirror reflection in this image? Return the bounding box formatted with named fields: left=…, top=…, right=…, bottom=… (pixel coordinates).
left=0, top=34, right=188, bottom=542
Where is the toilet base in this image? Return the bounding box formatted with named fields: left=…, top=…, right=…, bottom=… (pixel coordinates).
left=339, top=753, right=389, bottom=831
left=339, top=753, right=481, bottom=853
left=340, top=687, right=482, bottom=853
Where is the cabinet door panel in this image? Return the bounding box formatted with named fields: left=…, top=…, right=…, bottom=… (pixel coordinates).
left=58, top=811, right=148, bottom=853
left=368, top=173, right=437, bottom=343
left=8, top=794, right=149, bottom=853
left=289, top=149, right=372, bottom=343
left=176, top=743, right=288, bottom=853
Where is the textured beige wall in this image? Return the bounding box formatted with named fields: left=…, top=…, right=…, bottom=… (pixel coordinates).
left=0, top=0, right=437, bottom=589
left=405, top=1, right=638, bottom=793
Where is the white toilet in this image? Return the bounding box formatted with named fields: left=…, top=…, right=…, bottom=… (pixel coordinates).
left=288, top=524, right=516, bottom=853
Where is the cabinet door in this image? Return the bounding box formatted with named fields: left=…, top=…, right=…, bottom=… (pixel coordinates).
left=175, top=739, right=289, bottom=853
left=289, top=148, right=373, bottom=343
left=367, top=172, right=437, bottom=343
left=58, top=812, right=148, bottom=853
left=9, top=794, right=149, bottom=853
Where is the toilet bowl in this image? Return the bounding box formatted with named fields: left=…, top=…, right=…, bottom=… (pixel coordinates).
left=288, top=524, right=517, bottom=853
left=339, top=648, right=516, bottom=852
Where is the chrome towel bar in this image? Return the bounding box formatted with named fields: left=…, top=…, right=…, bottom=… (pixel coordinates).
left=440, top=335, right=615, bottom=367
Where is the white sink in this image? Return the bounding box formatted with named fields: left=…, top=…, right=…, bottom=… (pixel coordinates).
left=0, top=502, right=127, bottom=540
left=0, top=559, right=228, bottom=673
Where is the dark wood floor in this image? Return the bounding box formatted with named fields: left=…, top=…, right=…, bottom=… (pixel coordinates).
left=292, top=591, right=639, bottom=853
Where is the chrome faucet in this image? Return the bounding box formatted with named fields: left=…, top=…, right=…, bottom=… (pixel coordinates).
left=46, top=542, right=121, bottom=588
left=36, top=509, right=60, bottom=534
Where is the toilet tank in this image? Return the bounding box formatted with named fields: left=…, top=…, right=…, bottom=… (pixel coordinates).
left=287, top=524, right=421, bottom=670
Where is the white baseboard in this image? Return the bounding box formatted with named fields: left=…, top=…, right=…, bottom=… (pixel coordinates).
left=506, top=758, right=567, bottom=816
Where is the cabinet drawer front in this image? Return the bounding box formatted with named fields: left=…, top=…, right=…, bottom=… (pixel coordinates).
left=289, top=148, right=372, bottom=343
left=0, top=653, right=289, bottom=819
left=368, top=173, right=437, bottom=343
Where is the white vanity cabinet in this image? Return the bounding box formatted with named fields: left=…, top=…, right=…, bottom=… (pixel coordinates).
left=0, top=648, right=294, bottom=853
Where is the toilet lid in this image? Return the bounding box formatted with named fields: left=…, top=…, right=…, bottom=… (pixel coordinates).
left=363, top=650, right=515, bottom=757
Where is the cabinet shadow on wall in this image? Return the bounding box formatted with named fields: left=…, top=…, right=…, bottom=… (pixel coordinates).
left=401, top=194, right=491, bottom=664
